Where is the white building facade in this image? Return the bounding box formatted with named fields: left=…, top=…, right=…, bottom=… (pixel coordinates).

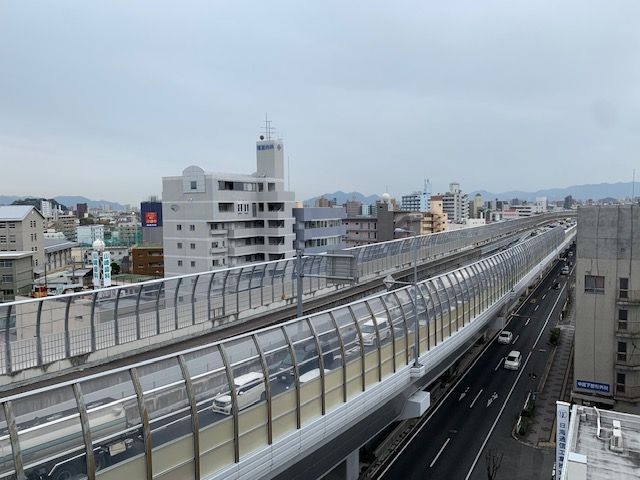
left=441, top=182, right=469, bottom=223
left=76, top=225, right=105, bottom=246
left=162, top=135, right=296, bottom=277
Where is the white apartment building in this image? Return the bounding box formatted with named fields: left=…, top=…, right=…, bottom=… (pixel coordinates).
left=574, top=205, right=640, bottom=409
left=441, top=182, right=469, bottom=223
left=162, top=134, right=296, bottom=277
left=76, top=225, right=105, bottom=246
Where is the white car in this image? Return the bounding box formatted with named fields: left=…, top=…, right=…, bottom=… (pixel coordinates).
left=212, top=371, right=265, bottom=415
left=504, top=351, right=522, bottom=370
left=561, top=266, right=570, bottom=275
left=361, top=316, right=391, bottom=346
left=498, top=331, right=513, bottom=345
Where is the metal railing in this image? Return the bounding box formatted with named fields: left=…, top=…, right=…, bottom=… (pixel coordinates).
left=0, top=225, right=573, bottom=480
left=0, top=212, right=574, bottom=375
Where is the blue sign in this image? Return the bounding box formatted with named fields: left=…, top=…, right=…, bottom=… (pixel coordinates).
left=576, top=380, right=610, bottom=393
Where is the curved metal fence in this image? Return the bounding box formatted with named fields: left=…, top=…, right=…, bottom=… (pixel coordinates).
left=0, top=226, right=573, bottom=480
left=0, top=212, right=573, bottom=375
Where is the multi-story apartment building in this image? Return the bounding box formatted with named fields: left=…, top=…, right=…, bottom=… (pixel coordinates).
left=40, top=200, right=53, bottom=219
left=441, top=182, right=469, bottom=223
left=0, top=206, right=45, bottom=269
left=0, top=252, right=34, bottom=301
left=76, top=225, right=105, bottom=246
left=401, top=179, right=432, bottom=212
left=344, top=200, right=362, bottom=217
left=344, top=217, right=377, bottom=247
left=54, top=214, right=78, bottom=241
left=131, top=246, right=164, bottom=277
left=162, top=134, right=296, bottom=276
left=115, top=224, right=141, bottom=246
left=293, top=207, right=346, bottom=254
left=574, top=205, right=640, bottom=409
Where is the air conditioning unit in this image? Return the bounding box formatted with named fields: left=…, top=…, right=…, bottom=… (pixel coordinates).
left=610, top=420, right=623, bottom=452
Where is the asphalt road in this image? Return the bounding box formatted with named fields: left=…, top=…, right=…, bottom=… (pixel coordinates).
left=380, top=251, right=573, bottom=480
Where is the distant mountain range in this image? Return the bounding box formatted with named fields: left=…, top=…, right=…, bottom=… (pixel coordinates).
left=307, top=182, right=640, bottom=206
left=304, top=191, right=381, bottom=206
left=470, top=182, right=639, bottom=202
left=0, top=195, right=127, bottom=211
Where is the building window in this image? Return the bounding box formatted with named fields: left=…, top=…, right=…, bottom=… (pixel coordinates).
left=0, top=236, right=5, bottom=243
left=177, top=224, right=182, bottom=231
left=268, top=183, right=275, bottom=192
left=619, top=277, right=629, bottom=299
left=618, top=309, right=628, bottom=330
left=8, top=223, right=15, bottom=229
left=190, top=180, right=197, bottom=190
left=617, top=341, right=627, bottom=362
left=190, top=243, right=196, bottom=250
left=1, top=275, right=13, bottom=283
left=177, top=242, right=183, bottom=249
left=189, top=225, right=195, bottom=231
left=190, top=261, right=196, bottom=267
left=584, top=275, right=605, bottom=294
left=617, top=373, right=626, bottom=394
left=9, top=236, right=16, bottom=244
left=178, top=260, right=183, bottom=266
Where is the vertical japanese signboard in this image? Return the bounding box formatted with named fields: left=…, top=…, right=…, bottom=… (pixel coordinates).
left=92, top=252, right=100, bottom=287
left=103, top=251, right=112, bottom=287
left=556, top=401, right=570, bottom=477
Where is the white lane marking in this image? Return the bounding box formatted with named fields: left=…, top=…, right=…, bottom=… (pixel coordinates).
left=534, top=304, right=539, bottom=311
left=495, top=358, right=503, bottom=371
left=513, top=334, right=520, bottom=344
left=486, top=392, right=498, bottom=408
left=459, top=387, right=470, bottom=401
left=542, top=294, right=546, bottom=300
left=464, top=283, right=566, bottom=480
left=378, top=261, right=562, bottom=478
left=470, top=389, right=483, bottom=408
left=525, top=318, right=530, bottom=326
left=429, top=438, right=451, bottom=468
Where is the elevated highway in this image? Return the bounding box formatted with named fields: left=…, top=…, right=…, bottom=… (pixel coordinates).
left=0, top=222, right=576, bottom=480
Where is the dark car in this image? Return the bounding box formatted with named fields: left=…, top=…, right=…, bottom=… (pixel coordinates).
left=553, top=282, right=560, bottom=290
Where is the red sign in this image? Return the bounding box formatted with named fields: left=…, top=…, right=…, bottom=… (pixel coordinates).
left=145, top=212, right=158, bottom=227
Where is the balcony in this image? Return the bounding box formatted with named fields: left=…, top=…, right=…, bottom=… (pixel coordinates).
left=209, top=247, right=227, bottom=255
left=618, top=289, right=640, bottom=304
left=616, top=320, right=640, bottom=338
left=227, top=227, right=263, bottom=238
left=615, top=352, right=640, bottom=368
left=209, top=228, right=227, bottom=236
left=615, top=384, right=640, bottom=400
left=228, top=244, right=262, bottom=256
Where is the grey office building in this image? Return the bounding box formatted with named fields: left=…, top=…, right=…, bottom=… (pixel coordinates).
left=574, top=205, right=640, bottom=409
left=162, top=135, right=296, bottom=276
left=293, top=207, right=346, bottom=254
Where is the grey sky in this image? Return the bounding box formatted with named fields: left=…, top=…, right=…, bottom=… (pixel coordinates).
left=1, top=1, right=639, bottom=205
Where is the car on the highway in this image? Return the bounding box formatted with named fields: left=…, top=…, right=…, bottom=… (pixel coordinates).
left=504, top=350, right=522, bottom=370
left=561, top=266, right=570, bottom=275
left=361, top=316, right=391, bottom=346
left=212, top=371, right=265, bottom=415
left=553, top=282, right=560, bottom=290
left=497, top=331, right=513, bottom=344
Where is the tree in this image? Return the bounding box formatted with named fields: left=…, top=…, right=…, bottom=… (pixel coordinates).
left=485, top=449, right=503, bottom=480
left=111, top=262, right=121, bottom=275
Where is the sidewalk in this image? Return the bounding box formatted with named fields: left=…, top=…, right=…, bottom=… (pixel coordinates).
left=521, top=297, right=575, bottom=448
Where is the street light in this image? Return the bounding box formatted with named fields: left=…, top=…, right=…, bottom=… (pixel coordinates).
left=384, top=228, right=422, bottom=369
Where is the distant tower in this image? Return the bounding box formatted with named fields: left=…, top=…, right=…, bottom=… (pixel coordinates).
left=256, top=114, right=284, bottom=179
left=421, top=178, right=432, bottom=212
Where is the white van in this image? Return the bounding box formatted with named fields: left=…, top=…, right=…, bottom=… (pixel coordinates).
left=212, top=371, right=265, bottom=415
left=361, top=316, right=391, bottom=346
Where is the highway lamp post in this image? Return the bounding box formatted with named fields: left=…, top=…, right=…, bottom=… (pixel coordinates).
left=384, top=229, right=422, bottom=369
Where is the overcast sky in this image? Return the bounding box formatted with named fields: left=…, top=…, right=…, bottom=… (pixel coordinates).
left=1, top=1, right=639, bottom=204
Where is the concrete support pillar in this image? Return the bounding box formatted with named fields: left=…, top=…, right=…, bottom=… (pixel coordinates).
left=345, top=449, right=360, bottom=480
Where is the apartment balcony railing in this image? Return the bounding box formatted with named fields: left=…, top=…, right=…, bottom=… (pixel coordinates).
left=618, top=289, right=640, bottom=303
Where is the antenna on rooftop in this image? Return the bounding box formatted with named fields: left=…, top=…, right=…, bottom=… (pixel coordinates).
left=633, top=169, right=636, bottom=203
left=262, top=113, right=276, bottom=140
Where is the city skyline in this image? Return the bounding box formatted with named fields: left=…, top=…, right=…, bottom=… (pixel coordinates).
left=2, top=2, right=640, bottom=205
